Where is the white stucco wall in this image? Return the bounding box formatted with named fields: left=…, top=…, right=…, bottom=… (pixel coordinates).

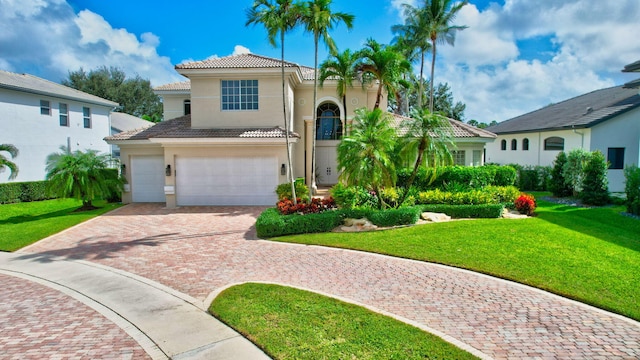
left=0, top=88, right=112, bottom=183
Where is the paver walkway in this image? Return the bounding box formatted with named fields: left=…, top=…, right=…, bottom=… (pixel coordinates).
left=15, top=204, right=640, bottom=359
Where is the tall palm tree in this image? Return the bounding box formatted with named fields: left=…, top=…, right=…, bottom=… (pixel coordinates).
left=422, top=0, right=468, bottom=112
left=300, top=0, right=354, bottom=193
left=356, top=38, right=411, bottom=110
left=46, top=147, right=122, bottom=210
left=246, top=0, right=304, bottom=203
left=337, top=108, right=397, bottom=209
left=319, top=48, right=358, bottom=129
left=0, top=144, right=19, bottom=180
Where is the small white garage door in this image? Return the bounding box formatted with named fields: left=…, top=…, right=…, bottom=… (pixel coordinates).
left=131, top=156, right=166, bottom=203
left=176, top=157, right=278, bottom=206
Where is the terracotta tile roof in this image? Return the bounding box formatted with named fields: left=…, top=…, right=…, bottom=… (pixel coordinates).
left=391, top=113, right=497, bottom=139
left=153, top=81, right=191, bottom=91
left=176, top=53, right=300, bottom=70
left=105, top=115, right=300, bottom=141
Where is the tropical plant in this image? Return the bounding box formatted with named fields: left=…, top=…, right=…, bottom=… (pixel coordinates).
left=0, top=144, right=19, bottom=180
left=563, top=148, right=592, bottom=196
left=300, top=0, right=354, bottom=193
left=580, top=150, right=609, bottom=205
left=337, top=108, right=397, bottom=208
left=397, top=107, right=454, bottom=205
left=356, top=39, right=411, bottom=110
left=45, top=147, right=122, bottom=210
left=549, top=151, right=572, bottom=197
left=319, top=48, right=358, bottom=126
left=514, top=193, right=536, bottom=216
left=624, top=165, right=640, bottom=215
left=247, top=0, right=305, bottom=204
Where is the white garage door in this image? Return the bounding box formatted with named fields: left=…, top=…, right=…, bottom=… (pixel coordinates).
left=176, top=157, right=278, bottom=206
left=131, top=156, right=166, bottom=203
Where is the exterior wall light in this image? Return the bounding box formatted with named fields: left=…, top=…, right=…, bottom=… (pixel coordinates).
left=165, top=164, right=172, bottom=176
left=120, top=164, right=126, bottom=176
left=281, top=163, right=286, bottom=175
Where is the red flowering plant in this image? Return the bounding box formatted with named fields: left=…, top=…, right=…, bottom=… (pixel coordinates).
left=515, top=193, right=537, bottom=216
left=277, top=197, right=337, bottom=215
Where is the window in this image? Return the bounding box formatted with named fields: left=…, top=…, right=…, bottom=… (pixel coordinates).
left=452, top=150, right=466, bottom=166
left=59, top=103, right=68, bottom=126
left=511, top=139, right=517, bottom=150
left=472, top=150, right=482, bottom=166
left=83, top=107, right=91, bottom=128
left=40, top=100, right=51, bottom=115
left=316, top=103, right=342, bottom=140
left=184, top=99, right=191, bottom=115
left=544, top=136, right=564, bottom=151
left=221, top=80, right=258, bottom=110
left=522, top=138, right=529, bottom=151
left=501, top=139, right=507, bottom=150
left=608, top=148, right=625, bottom=169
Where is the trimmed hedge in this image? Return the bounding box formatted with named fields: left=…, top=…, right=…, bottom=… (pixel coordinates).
left=256, top=208, right=343, bottom=238
left=368, top=207, right=422, bottom=227
left=0, top=181, right=54, bottom=204
left=397, top=165, right=517, bottom=190
left=421, top=204, right=504, bottom=219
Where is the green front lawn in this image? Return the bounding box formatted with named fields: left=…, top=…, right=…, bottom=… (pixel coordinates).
left=0, top=199, right=121, bottom=251
left=272, top=196, right=640, bottom=321
left=210, top=283, right=478, bottom=360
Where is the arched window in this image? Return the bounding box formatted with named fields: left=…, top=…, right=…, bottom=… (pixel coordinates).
left=501, top=139, right=507, bottom=151
left=316, top=103, right=342, bottom=140
left=544, top=136, right=564, bottom=151
left=511, top=139, right=517, bottom=150
left=522, top=138, right=529, bottom=151
left=184, top=99, right=191, bottom=115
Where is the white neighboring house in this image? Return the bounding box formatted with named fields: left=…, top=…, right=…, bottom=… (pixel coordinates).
left=0, top=70, right=118, bottom=183
left=485, top=84, right=640, bottom=192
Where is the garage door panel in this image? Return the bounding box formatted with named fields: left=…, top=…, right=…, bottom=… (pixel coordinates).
left=131, top=156, right=165, bottom=203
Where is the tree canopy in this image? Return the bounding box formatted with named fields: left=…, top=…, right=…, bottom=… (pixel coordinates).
left=62, top=66, right=163, bottom=121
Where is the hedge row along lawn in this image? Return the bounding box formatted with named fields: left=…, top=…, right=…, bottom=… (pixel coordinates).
left=272, top=195, right=640, bottom=321
left=0, top=199, right=121, bottom=252
left=210, top=283, right=478, bottom=360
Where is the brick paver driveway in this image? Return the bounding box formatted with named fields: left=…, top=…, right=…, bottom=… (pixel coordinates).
left=19, top=204, right=640, bottom=359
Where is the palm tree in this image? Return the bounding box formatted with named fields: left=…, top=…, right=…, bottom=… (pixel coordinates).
left=337, top=108, right=397, bottom=208
left=397, top=107, right=454, bottom=205
left=300, top=0, right=354, bottom=193
left=45, top=146, right=121, bottom=210
left=246, top=0, right=304, bottom=203
left=421, top=0, right=468, bottom=112
left=0, top=144, right=19, bottom=180
left=356, top=38, right=411, bottom=110
left=319, top=48, right=358, bottom=129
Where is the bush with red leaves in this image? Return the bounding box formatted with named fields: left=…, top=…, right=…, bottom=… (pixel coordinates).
left=515, top=193, right=536, bottom=216
left=276, top=197, right=337, bottom=215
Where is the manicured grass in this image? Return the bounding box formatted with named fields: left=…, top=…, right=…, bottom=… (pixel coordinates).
left=210, top=283, right=478, bottom=360
left=0, top=199, right=121, bottom=251
left=272, top=196, right=640, bottom=321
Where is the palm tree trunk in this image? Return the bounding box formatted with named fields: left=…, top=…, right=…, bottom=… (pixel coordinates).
left=281, top=31, right=297, bottom=204
left=429, top=40, right=437, bottom=112
left=419, top=50, right=425, bottom=109
left=374, top=83, right=383, bottom=109
left=310, top=34, right=319, bottom=194
left=342, top=93, right=347, bottom=134
left=398, top=139, right=426, bottom=206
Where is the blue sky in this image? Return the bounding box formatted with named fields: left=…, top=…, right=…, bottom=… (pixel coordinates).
left=1, top=0, right=638, bottom=122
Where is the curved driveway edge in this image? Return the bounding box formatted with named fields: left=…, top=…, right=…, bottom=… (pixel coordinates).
left=17, top=203, right=640, bottom=359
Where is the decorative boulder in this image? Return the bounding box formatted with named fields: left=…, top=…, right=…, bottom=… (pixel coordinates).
left=421, top=212, right=452, bottom=222
left=341, top=218, right=378, bottom=232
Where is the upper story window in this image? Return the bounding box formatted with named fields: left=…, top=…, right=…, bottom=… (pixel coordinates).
left=184, top=99, right=191, bottom=115
left=522, top=138, right=529, bottom=151
left=59, top=103, right=68, bottom=127
left=83, top=107, right=91, bottom=128
left=40, top=100, right=51, bottom=115
left=316, top=103, right=342, bottom=140
left=501, top=139, right=507, bottom=150
left=608, top=148, right=625, bottom=169
left=511, top=139, right=517, bottom=150
left=544, top=136, right=564, bottom=151
left=221, top=80, right=258, bottom=110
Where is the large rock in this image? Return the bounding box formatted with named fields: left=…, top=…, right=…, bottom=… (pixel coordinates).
left=421, top=212, right=452, bottom=222
left=502, top=208, right=528, bottom=219
left=340, top=218, right=378, bottom=232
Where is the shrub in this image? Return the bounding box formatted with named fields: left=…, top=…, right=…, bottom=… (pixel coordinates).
left=549, top=152, right=573, bottom=197
left=0, top=181, right=55, bottom=204
left=416, top=187, right=517, bottom=206
left=563, top=149, right=592, bottom=196
left=624, top=165, right=640, bottom=215
left=420, top=204, right=504, bottom=218
left=581, top=150, right=609, bottom=206
left=492, top=165, right=518, bottom=187
left=276, top=179, right=309, bottom=202
left=0, top=182, right=22, bottom=203
left=516, top=165, right=551, bottom=191
left=515, top=193, right=536, bottom=216
left=256, top=208, right=343, bottom=238
left=276, top=197, right=336, bottom=215
left=330, top=183, right=378, bottom=209
left=367, top=206, right=422, bottom=227
left=484, top=185, right=520, bottom=204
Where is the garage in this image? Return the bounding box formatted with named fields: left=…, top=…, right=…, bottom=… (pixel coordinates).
left=175, top=156, right=278, bottom=206
left=131, top=156, right=166, bottom=202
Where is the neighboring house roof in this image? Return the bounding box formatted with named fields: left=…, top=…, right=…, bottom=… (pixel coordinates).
left=486, top=86, right=640, bottom=134
left=0, top=69, right=119, bottom=107
left=105, top=115, right=300, bottom=141
left=176, top=53, right=300, bottom=70
left=392, top=114, right=497, bottom=139
left=110, top=112, right=154, bottom=133
left=153, top=81, right=191, bottom=92
left=623, top=60, right=640, bottom=72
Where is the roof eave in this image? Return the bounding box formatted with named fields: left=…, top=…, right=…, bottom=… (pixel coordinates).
left=0, top=83, right=119, bottom=108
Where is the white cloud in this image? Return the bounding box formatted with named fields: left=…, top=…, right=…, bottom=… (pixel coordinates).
left=232, top=45, right=251, bottom=56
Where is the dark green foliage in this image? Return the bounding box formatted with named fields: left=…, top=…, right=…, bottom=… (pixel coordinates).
left=493, top=165, right=518, bottom=187
left=511, top=165, right=552, bottom=191
left=276, top=178, right=310, bottom=202
left=330, top=183, right=378, bottom=209
left=549, top=152, right=573, bottom=197
left=367, top=206, right=422, bottom=227
left=256, top=208, right=343, bottom=238
left=624, top=165, right=640, bottom=215
left=580, top=151, right=609, bottom=205
left=0, top=181, right=55, bottom=204
left=421, top=204, right=504, bottom=218
left=397, top=165, right=515, bottom=190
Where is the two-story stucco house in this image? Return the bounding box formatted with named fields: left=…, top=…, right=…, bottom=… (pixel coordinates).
left=0, top=70, right=117, bottom=183
left=107, top=53, right=495, bottom=207
left=485, top=85, right=640, bottom=192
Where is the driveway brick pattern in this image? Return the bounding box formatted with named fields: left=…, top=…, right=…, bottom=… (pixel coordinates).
left=0, top=274, right=150, bottom=360
left=21, top=204, right=640, bottom=359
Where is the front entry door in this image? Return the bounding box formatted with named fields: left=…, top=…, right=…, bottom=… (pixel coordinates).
left=316, top=145, right=339, bottom=185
